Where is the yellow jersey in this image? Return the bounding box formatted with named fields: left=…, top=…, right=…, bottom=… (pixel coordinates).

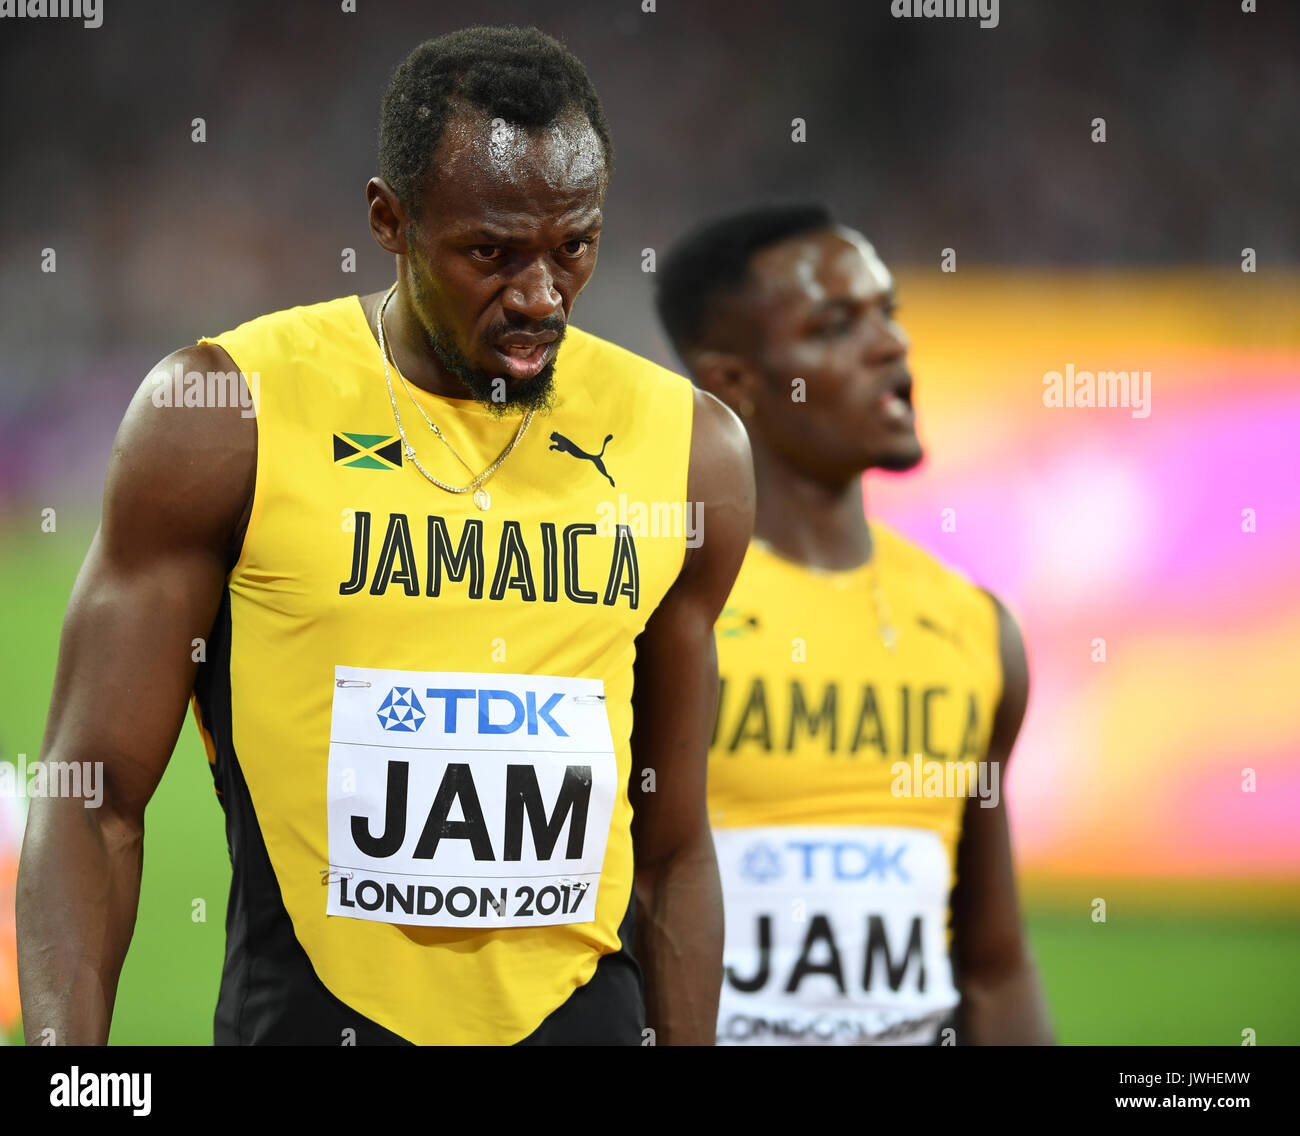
left=190, top=295, right=693, bottom=1044
left=708, top=527, right=1003, bottom=1044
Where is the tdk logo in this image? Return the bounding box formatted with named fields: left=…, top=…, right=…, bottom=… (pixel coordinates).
left=739, top=842, right=784, bottom=884
left=421, top=687, right=568, bottom=737
left=741, top=841, right=911, bottom=884
left=377, top=687, right=426, bottom=732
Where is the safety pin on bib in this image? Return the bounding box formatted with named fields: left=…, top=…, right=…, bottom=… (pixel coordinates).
left=336, top=679, right=372, bottom=688
left=321, top=868, right=355, bottom=885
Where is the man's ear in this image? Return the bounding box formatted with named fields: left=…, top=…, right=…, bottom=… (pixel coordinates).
left=367, top=177, right=407, bottom=256
left=692, top=350, right=761, bottom=422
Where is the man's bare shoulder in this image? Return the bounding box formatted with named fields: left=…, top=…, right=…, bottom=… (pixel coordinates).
left=678, top=386, right=754, bottom=584
left=688, top=386, right=753, bottom=506
left=104, top=341, right=256, bottom=568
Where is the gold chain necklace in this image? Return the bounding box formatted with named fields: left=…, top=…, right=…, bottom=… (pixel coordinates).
left=866, top=556, right=899, bottom=652
left=376, top=282, right=533, bottom=510
left=754, top=535, right=898, bottom=652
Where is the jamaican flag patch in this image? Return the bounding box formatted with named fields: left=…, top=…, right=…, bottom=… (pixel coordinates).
left=333, top=432, right=402, bottom=470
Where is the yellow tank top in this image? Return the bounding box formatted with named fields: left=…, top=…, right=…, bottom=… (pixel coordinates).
left=708, top=527, right=1003, bottom=1045
left=191, top=295, right=693, bottom=1044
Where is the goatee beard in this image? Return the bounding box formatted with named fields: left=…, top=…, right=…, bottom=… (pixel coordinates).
left=425, top=325, right=561, bottom=418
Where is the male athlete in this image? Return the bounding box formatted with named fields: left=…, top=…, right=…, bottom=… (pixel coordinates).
left=17, top=26, right=753, bottom=1046
left=656, top=205, right=1053, bottom=1045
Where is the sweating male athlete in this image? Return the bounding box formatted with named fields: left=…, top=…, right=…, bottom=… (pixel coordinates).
left=18, top=26, right=753, bottom=1046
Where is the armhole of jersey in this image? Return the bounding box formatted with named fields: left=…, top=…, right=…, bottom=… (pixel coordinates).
left=196, top=334, right=264, bottom=582
left=190, top=691, right=217, bottom=766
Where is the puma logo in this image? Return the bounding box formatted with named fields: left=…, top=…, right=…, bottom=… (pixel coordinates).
left=916, top=614, right=964, bottom=650
left=549, top=431, right=615, bottom=487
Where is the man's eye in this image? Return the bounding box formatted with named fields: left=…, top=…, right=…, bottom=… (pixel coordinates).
left=470, top=246, right=502, bottom=262
left=558, top=239, right=589, bottom=258
left=814, top=316, right=854, bottom=336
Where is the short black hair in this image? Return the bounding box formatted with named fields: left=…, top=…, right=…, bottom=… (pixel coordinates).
left=379, top=25, right=613, bottom=216
left=655, top=202, right=835, bottom=365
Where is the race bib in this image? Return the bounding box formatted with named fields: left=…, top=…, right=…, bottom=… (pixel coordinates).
left=714, top=825, right=959, bottom=1045
left=325, top=666, right=618, bottom=928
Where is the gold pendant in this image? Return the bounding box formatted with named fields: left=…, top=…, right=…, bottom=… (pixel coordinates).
left=473, top=487, right=491, bottom=511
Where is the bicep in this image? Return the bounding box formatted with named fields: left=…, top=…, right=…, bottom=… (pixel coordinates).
left=35, top=349, right=252, bottom=819
left=951, top=593, right=1031, bottom=975
left=41, top=530, right=227, bottom=818
left=950, top=793, right=1025, bottom=977
left=629, top=389, right=754, bottom=865
left=628, top=591, right=720, bottom=866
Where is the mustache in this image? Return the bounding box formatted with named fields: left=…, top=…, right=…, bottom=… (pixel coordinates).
left=878, top=369, right=913, bottom=397
left=482, top=316, right=567, bottom=344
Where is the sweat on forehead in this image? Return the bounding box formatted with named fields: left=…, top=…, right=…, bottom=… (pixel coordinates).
left=747, top=228, right=890, bottom=303
left=434, top=107, right=607, bottom=190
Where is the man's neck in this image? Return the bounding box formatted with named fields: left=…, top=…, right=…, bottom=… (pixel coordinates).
left=360, top=285, right=463, bottom=399
left=751, top=446, right=872, bottom=571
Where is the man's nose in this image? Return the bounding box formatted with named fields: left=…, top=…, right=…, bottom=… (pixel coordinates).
left=503, top=260, right=562, bottom=322
left=866, top=312, right=909, bottom=362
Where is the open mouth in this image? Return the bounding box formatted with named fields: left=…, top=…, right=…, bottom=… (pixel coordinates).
left=878, top=377, right=914, bottom=426
left=492, top=339, right=554, bottom=380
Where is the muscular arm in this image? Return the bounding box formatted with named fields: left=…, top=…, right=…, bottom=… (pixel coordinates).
left=948, top=592, right=1055, bottom=1045
left=629, top=388, right=754, bottom=1046
left=16, top=344, right=253, bottom=1045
